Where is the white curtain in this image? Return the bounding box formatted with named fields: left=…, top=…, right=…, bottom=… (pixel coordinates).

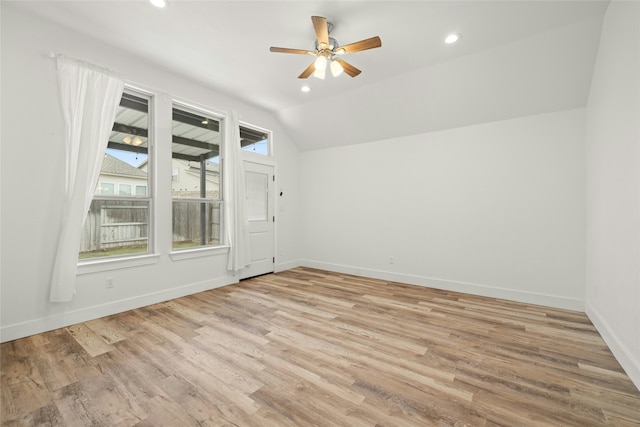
left=224, top=111, right=251, bottom=272
left=50, top=56, right=125, bottom=302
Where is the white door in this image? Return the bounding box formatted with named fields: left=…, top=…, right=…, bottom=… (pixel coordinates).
left=240, top=161, right=275, bottom=279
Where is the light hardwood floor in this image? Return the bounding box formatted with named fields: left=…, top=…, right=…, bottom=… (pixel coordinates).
left=1, top=267, right=639, bottom=426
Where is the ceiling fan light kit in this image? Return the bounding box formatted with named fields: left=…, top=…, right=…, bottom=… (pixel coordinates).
left=270, top=16, right=382, bottom=79
left=330, top=60, right=344, bottom=77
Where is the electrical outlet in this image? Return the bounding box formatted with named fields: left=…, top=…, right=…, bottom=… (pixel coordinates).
left=389, top=256, right=395, bottom=264
left=105, top=277, right=114, bottom=289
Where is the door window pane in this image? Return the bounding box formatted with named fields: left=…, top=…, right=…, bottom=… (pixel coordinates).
left=246, top=171, right=268, bottom=221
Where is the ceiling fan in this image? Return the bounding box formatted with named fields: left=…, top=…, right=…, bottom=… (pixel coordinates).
left=270, top=16, right=382, bottom=79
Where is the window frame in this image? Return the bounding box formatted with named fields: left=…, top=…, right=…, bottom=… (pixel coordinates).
left=78, top=86, right=154, bottom=264
left=239, top=121, right=273, bottom=158
left=170, top=101, right=225, bottom=252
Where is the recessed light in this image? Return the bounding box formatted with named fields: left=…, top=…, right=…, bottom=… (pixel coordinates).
left=301, top=85, right=311, bottom=92
left=445, top=33, right=461, bottom=44
left=149, top=0, right=167, bottom=8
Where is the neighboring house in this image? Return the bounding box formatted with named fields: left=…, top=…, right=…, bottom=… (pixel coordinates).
left=170, top=158, right=220, bottom=199
left=98, top=153, right=148, bottom=196
left=134, top=157, right=220, bottom=199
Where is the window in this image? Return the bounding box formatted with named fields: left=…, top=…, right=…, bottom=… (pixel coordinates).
left=240, top=124, right=270, bottom=155
left=171, top=104, right=222, bottom=250
left=79, top=90, right=152, bottom=260
left=98, top=182, right=114, bottom=195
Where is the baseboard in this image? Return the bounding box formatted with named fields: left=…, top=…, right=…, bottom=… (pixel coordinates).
left=299, top=260, right=585, bottom=311
left=585, top=301, right=640, bottom=392
left=275, top=259, right=302, bottom=273
left=0, top=276, right=238, bottom=343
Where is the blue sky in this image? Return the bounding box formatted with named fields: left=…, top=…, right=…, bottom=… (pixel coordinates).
left=107, top=148, right=147, bottom=167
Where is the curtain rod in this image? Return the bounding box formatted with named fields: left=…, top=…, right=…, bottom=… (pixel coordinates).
left=49, top=52, right=124, bottom=79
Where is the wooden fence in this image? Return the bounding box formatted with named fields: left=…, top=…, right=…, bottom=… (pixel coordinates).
left=172, top=201, right=221, bottom=246
left=80, top=200, right=220, bottom=254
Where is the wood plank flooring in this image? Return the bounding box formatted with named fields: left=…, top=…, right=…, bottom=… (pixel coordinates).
left=2, top=267, right=639, bottom=426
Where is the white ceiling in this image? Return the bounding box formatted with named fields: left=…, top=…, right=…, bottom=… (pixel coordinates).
left=13, top=0, right=609, bottom=151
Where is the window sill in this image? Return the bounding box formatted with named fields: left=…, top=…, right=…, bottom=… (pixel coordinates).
left=170, top=245, right=230, bottom=261
left=77, top=253, right=161, bottom=275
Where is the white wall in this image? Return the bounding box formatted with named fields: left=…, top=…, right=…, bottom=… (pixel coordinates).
left=0, top=4, right=300, bottom=341
left=300, top=109, right=586, bottom=310
left=585, top=0, right=640, bottom=389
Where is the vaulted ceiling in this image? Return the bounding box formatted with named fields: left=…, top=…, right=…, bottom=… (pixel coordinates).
left=13, top=0, right=609, bottom=151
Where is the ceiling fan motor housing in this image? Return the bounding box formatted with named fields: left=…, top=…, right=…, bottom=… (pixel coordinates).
left=315, top=37, right=339, bottom=53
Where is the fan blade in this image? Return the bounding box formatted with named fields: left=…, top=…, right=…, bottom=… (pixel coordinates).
left=336, top=36, right=382, bottom=54
left=298, top=62, right=316, bottom=79
left=333, top=58, right=361, bottom=77
left=312, top=16, right=329, bottom=47
left=270, top=47, right=315, bottom=55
